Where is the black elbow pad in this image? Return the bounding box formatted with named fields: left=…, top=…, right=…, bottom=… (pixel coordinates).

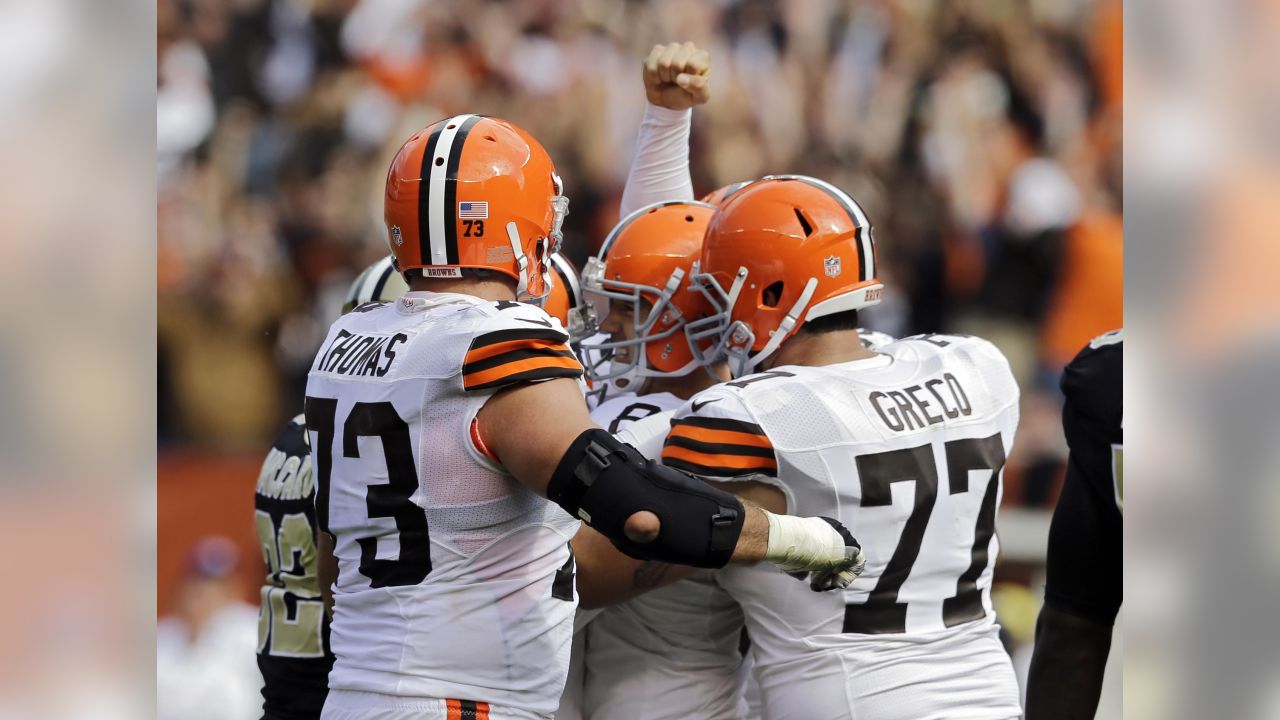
left=547, top=429, right=745, bottom=568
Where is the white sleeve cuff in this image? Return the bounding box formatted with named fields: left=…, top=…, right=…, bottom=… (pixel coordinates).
left=641, top=102, right=691, bottom=126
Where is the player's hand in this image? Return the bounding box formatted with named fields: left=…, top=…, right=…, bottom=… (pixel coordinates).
left=762, top=513, right=866, bottom=592
left=643, top=41, right=711, bottom=111
left=805, top=518, right=867, bottom=591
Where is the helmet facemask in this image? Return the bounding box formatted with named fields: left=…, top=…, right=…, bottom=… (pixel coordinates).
left=685, top=263, right=742, bottom=374
left=512, top=175, right=570, bottom=304
left=688, top=263, right=820, bottom=378
left=579, top=255, right=698, bottom=393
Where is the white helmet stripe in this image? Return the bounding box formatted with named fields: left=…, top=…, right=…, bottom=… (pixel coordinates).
left=426, top=114, right=477, bottom=265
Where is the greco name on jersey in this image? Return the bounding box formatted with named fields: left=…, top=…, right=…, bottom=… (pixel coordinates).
left=868, top=372, right=973, bottom=433
left=255, top=444, right=313, bottom=502
left=315, top=328, right=409, bottom=377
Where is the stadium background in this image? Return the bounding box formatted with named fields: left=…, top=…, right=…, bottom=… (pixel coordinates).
left=156, top=0, right=1121, bottom=712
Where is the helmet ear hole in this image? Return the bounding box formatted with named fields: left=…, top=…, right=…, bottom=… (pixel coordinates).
left=762, top=281, right=784, bottom=308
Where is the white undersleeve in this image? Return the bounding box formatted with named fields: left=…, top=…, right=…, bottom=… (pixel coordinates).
left=619, top=103, right=695, bottom=217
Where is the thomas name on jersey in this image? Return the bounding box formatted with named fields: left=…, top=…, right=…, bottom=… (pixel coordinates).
left=314, top=329, right=408, bottom=377
left=868, top=372, right=972, bottom=432
left=254, top=444, right=313, bottom=502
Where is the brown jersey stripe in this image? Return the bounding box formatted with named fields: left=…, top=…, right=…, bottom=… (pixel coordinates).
left=665, top=434, right=776, bottom=459
left=462, top=344, right=577, bottom=376
left=447, top=699, right=486, bottom=720
left=664, top=453, right=778, bottom=479
left=662, top=444, right=778, bottom=472
left=464, top=353, right=581, bottom=387
left=466, top=334, right=573, bottom=365
left=468, top=327, right=569, bottom=356
left=463, top=358, right=583, bottom=392
left=667, top=423, right=773, bottom=450
left=672, top=415, right=767, bottom=436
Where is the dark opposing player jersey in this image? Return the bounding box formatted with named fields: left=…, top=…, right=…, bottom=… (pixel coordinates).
left=254, top=414, right=333, bottom=719
left=1044, top=329, right=1123, bottom=624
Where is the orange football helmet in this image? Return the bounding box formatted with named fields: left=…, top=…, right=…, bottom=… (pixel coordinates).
left=544, top=252, right=588, bottom=339
left=384, top=114, right=568, bottom=301
left=686, top=175, right=883, bottom=377
left=579, top=200, right=716, bottom=391
left=699, top=180, right=752, bottom=206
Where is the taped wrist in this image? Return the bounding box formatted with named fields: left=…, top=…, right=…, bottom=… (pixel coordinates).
left=547, top=429, right=744, bottom=568
left=763, top=513, right=858, bottom=573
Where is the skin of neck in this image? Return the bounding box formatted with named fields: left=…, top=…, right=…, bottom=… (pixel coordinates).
left=761, top=326, right=877, bottom=371
left=407, top=273, right=518, bottom=302
left=636, top=361, right=731, bottom=400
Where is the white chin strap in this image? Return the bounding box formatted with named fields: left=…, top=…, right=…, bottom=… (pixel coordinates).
left=731, top=277, right=819, bottom=377
left=506, top=221, right=530, bottom=298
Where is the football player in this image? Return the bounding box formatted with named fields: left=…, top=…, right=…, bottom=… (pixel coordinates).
left=1024, top=329, right=1123, bottom=720
left=573, top=200, right=755, bottom=720
left=308, top=116, right=866, bottom=720
left=662, top=176, right=1024, bottom=719
left=254, top=256, right=406, bottom=720
left=572, top=41, right=715, bottom=414
left=556, top=42, right=742, bottom=720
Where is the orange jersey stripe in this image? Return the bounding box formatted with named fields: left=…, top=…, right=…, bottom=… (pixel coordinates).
left=662, top=444, right=778, bottom=471
left=465, top=336, right=561, bottom=364
left=462, top=354, right=582, bottom=389
left=444, top=699, right=488, bottom=720
left=667, top=424, right=773, bottom=450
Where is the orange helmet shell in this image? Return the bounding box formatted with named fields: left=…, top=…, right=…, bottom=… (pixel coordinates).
left=581, top=201, right=716, bottom=383
left=384, top=115, right=567, bottom=299
left=693, top=176, right=882, bottom=376
left=700, top=180, right=752, bottom=206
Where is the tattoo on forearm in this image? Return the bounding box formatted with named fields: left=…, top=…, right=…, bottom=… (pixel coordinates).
left=633, top=561, right=671, bottom=588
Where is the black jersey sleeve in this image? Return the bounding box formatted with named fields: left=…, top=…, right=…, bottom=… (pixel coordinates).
left=1043, top=333, right=1124, bottom=625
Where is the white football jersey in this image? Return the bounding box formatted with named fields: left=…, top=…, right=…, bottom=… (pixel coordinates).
left=662, top=334, right=1022, bottom=720
left=575, top=392, right=749, bottom=720
left=590, top=391, right=682, bottom=434
left=857, top=328, right=896, bottom=350
left=305, top=292, right=583, bottom=719
left=555, top=393, right=689, bottom=720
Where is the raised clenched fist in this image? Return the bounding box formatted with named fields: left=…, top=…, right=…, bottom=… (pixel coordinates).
left=642, top=41, right=711, bottom=111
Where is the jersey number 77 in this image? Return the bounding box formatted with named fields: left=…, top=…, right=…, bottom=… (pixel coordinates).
left=844, top=433, right=1005, bottom=634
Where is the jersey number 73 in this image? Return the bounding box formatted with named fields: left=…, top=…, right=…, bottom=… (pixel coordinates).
left=305, top=397, right=432, bottom=588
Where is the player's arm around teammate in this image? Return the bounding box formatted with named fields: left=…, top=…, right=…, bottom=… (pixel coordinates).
left=474, top=369, right=860, bottom=586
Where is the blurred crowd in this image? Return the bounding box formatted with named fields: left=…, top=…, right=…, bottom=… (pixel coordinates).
left=157, top=0, right=1122, bottom=507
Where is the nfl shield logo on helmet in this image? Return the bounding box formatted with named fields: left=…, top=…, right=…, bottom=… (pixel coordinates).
left=391, top=225, right=404, bottom=247
left=824, top=256, right=842, bottom=278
